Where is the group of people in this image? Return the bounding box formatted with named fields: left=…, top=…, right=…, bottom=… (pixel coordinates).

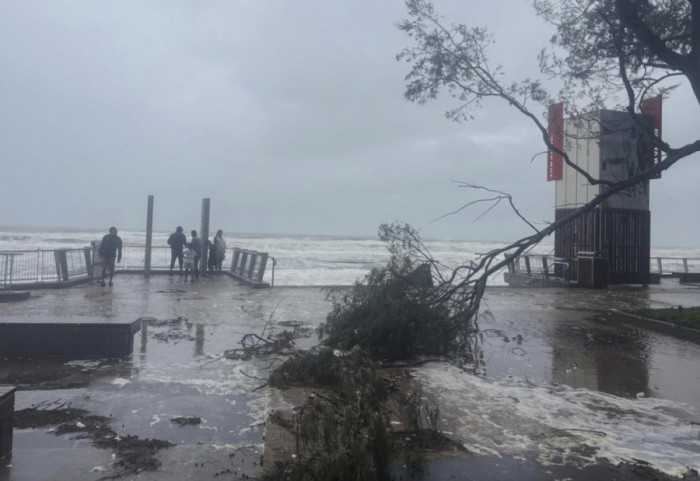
left=168, top=227, right=227, bottom=282
left=96, top=226, right=227, bottom=287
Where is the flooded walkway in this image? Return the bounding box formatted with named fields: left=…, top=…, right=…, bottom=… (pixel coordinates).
left=0, top=275, right=698, bottom=479
left=0, top=275, right=332, bottom=480
left=412, top=280, right=700, bottom=479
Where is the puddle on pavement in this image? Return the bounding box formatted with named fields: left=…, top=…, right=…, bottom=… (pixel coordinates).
left=477, top=287, right=700, bottom=409
left=413, top=284, right=700, bottom=477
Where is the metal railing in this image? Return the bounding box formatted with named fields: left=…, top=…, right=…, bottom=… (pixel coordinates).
left=0, top=248, right=91, bottom=286
left=115, top=245, right=171, bottom=270
left=506, top=254, right=569, bottom=281
left=228, top=248, right=274, bottom=287
left=650, top=257, right=700, bottom=276
left=1, top=245, right=275, bottom=288
left=506, top=255, right=700, bottom=283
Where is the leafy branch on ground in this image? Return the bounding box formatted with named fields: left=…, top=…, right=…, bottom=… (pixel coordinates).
left=322, top=222, right=479, bottom=363
left=263, top=347, right=456, bottom=481
left=227, top=224, right=475, bottom=480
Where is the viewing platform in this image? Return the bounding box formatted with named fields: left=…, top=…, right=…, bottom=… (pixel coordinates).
left=0, top=244, right=275, bottom=292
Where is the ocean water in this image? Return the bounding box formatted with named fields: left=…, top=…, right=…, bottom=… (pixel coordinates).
left=1, top=226, right=698, bottom=286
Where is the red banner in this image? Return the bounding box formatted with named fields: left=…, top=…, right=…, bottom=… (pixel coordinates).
left=641, top=96, right=662, bottom=179
left=547, top=102, right=564, bottom=181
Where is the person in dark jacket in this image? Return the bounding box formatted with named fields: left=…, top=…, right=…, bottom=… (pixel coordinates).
left=98, top=226, right=122, bottom=287
left=167, top=226, right=187, bottom=275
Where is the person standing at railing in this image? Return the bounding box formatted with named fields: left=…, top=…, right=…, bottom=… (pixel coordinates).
left=206, top=240, right=216, bottom=276
left=189, top=230, right=203, bottom=280
left=99, top=226, right=122, bottom=287
left=214, top=230, right=226, bottom=274
left=167, top=226, right=187, bottom=275
left=183, top=245, right=196, bottom=282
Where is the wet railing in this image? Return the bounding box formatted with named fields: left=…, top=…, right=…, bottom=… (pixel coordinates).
left=1, top=245, right=273, bottom=288
left=506, top=255, right=700, bottom=283
left=0, top=248, right=91, bottom=286
left=650, top=257, right=700, bottom=276
left=116, top=245, right=171, bottom=271
left=229, top=248, right=274, bottom=288
left=506, top=254, right=569, bottom=281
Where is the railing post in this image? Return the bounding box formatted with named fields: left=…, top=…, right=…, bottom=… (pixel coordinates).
left=505, top=254, right=515, bottom=273
left=239, top=252, right=249, bottom=275
left=36, top=249, right=41, bottom=282
left=232, top=249, right=241, bottom=274
left=657, top=257, right=663, bottom=275
left=247, top=253, right=258, bottom=279
left=145, top=195, right=154, bottom=277
left=200, top=198, right=210, bottom=274
left=524, top=256, right=531, bottom=275
left=683, top=258, right=689, bottom=273
left=257, top=253, right=269, bottom=282
left=542, top=256, right=549, bottom=279
left=84, top=248, right=93, bottom=279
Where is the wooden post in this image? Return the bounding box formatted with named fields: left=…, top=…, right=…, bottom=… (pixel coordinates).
left=200, top=198, right=210, bottom=274
left=144, top=195, right=154, bottom=277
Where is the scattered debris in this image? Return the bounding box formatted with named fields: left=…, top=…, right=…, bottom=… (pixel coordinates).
left=14, top=406, right=174, bottom=476
left=143, top=316, right=187, bottom=327
left=225, top=324, right=300, bottom=361
left=170, top=416, right=202, bottom=427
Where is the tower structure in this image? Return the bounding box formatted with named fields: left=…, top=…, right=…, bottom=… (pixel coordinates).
left=548, top=99, right=661, bottom=285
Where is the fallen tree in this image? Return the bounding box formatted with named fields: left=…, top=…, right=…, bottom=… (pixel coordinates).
left=396, top=0, right=700, bottom=321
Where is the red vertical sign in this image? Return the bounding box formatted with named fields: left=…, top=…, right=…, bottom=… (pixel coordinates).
left=641, top=96, right=662, bottom=179
left=547, top=102, right=564, bottom=181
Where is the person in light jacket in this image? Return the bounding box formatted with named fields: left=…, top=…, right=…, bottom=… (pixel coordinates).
left=214, top=229, right=226, bottom=274
left=189, top=230, right=203, bottom=280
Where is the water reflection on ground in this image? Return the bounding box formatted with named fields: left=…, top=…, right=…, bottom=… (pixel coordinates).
left=410, top=280, right=700, bottom=477
left=476, top=281, right=700, bottom=409
left=0, top=276, right=333, bottom=480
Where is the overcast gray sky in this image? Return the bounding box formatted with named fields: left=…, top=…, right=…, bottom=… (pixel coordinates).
left=1, top=1, right=699, bottom=247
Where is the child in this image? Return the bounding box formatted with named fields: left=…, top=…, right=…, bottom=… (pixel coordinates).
left=183, top=245, right=196, bottom=282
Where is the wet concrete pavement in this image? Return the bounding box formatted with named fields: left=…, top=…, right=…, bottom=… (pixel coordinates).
left=477, top=279, right=700, bottom=408
left=0, top=274, right=332, bottom=480
left=410, top=279, right=700, bottom=479
left=0, top=275, right=699, bottom=480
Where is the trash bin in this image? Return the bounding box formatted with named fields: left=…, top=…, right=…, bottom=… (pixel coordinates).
left=577, top=251, right=608, bottom=288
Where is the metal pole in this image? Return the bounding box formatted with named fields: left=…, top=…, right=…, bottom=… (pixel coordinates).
left=145, top=195, right=154, bottom=276
left=201, top=198, right=210, bottom=275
